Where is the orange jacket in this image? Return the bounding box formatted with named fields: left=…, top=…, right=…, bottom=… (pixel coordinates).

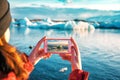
left=0, top=54, right=89, bottom=80
left=0, top=67, right=89, bottom=80
left=69, top=69, right=89, bottom=80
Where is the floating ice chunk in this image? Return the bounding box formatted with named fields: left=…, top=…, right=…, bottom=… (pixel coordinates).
left=88, top=24, right=95, bottom=31
left=65, top=21, right=76, bottom=30
left=42, top=18, right=54, bottom=24
left=92, top=22, right=100, bottom=28
left=75, top=21, right=95, bottom=31
left=12, top=18, right=16, bottom=23
left=24, top=17, right=33, bottom=26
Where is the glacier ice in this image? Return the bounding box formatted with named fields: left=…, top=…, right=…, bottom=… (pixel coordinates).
left=11, top=17, right=96, bottom=31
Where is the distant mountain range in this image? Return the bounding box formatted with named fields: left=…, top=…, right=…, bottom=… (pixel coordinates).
left=11, top=6, right=120, bottom=21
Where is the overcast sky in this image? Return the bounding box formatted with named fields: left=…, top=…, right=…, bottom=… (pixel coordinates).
left=8, top=0, right=120, bottom=10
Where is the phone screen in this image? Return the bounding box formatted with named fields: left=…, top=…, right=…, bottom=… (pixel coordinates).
left=45, top=39, right=70, bottom=53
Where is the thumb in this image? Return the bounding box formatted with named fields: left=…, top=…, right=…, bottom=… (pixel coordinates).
left=71, top=46, right=81, bottom=71
left=71, top=46, right=77, bottom=62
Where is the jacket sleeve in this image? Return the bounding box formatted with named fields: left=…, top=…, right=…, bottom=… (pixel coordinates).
left=21, top=53, right=34, bottom=73
left=68, top=69, right=89, bottom=80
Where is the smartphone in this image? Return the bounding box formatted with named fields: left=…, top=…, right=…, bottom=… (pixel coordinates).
left=44, top=39, right=72, bottom=54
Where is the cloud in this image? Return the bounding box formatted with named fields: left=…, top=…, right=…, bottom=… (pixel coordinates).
left=85, top=4, right=120, bottom=10
left=66, top=0, right=72, bottom=3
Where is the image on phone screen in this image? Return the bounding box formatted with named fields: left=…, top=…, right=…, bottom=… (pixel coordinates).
left=47, top=40, right=69, bottom=53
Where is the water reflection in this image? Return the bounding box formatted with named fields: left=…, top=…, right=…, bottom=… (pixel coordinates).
left=9, top=26, right=120, bottom=80
left=44, top=28, right=95, bottom=38
left=24, top=28, right=31, bottom=35
left=73, top=29, right=95, bottom=37
left=10, top=25, right=95, bottom=39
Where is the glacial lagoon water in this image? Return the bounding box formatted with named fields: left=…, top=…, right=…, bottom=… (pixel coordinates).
left=9, top=26, right=120, bottom=80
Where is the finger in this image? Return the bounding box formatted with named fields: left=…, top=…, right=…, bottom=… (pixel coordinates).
left=43, top=53, right=52, bottom=59
left=72, top=46, right=81, bottom=63
left=59, top=53, right=71, bottom=57
left=35, top=37, right=46, bottom=50
left=72, top=46, right=82, bottom=69
left=36, top=48, right=44, bottom=57
left=71, top=47, right=78, bottom=70
left=59, top=53, right=64, bottom=57
left=30, top=37, right=46, bottom=55
left=71, top=47, right=76, bottom=61
left=71, top=38, right=80, bottom=57
left=59, top=53, right=71, bottom=61
left=47, top=53, right=52, bottom=58
left=71, top=46, right=77, bottom=57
